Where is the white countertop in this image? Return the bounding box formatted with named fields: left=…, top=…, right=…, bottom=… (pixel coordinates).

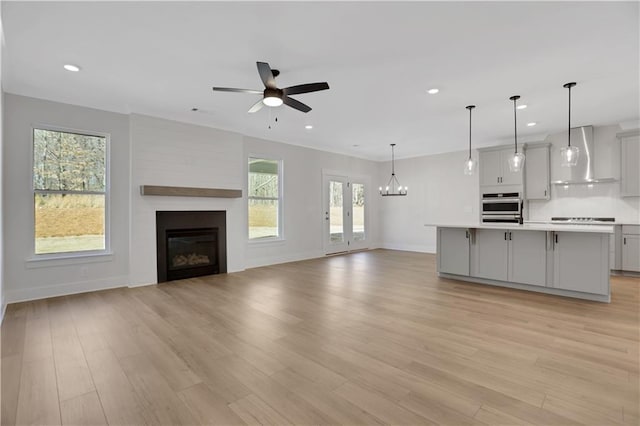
left=425, top=222, right=615, bottom=234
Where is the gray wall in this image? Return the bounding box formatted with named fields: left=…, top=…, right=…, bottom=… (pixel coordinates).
left=3, top=94, right=131, bottom=302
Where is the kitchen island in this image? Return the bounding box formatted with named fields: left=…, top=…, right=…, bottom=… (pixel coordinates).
left=430, top=223, right=613, bottom=302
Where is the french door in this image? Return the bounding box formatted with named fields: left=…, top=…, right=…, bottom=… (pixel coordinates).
left=323, top=173, right=368, bottom=254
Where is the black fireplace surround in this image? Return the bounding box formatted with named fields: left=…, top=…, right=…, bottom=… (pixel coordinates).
left=156, top=211, right=227, bottom=282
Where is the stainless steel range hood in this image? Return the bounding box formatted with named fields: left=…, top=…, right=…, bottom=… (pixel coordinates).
left=551, top=125, right=617, bottom=185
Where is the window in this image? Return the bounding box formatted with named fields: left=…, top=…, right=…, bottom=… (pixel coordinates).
left=33, top=128, right=108, bottom=255
left=248, top=157, right=281, bottom=240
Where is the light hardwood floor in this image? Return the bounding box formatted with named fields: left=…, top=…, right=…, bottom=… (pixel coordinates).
left=2, top=249, right=639, bottom=425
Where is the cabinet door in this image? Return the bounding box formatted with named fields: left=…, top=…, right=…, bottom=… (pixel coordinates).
left=622, top=235, right=640, bottom=272
left=480, top=150, right=502, bottom=186
left=553, top=232, right=609, bottom=295
left=621, top=136, right=640, bottom=197
left=500, top=149, right=524, bottom=185
left=524, top=146, right=550, bottom=200
left=473, top=229, right=508, bottom=281
left=508, top=231, right=547, bottom=286
left=438, top=228, right=470, bottom=275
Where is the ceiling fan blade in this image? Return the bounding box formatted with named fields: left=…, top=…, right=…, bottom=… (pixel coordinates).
left=248, top=99, right=265, bottom=113
left=282, top=82, right=330, bottom=96
left=212, top=87, right=263, bottom=94
left=283, top=96, right=312, bottom=113
left=257, top=62, right=277, bottom=89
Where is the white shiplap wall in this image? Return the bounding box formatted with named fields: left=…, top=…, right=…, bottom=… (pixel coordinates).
left=129, top=114, right=246, bottom=286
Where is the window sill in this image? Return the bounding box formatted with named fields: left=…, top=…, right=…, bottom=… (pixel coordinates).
left=25, top=251, right=114, bottom=269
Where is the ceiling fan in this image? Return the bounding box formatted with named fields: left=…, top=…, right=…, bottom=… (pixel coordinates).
left=212, top=61, right=329, bottom=113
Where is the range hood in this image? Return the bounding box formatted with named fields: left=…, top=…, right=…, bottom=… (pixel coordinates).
left=552, top=125, right=617, bottom=185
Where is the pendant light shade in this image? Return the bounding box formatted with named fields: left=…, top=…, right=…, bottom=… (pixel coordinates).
left=561, top=82, right=579, bottom=167
left=463, top=105, right=477, bottom=175
left=507, top=95, right=525, bottom=173
left=379, top=144, right=407, bottom=196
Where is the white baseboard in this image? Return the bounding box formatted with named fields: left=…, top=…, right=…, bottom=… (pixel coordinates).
left=5, top=275, right=129, bottom=304
left=127, top=281, right=157, bottom=288
left=245, top=250, right=326, bottom=269
left=380, top=243, right=436, bottom=253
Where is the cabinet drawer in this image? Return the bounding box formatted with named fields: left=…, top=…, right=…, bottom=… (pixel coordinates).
left=622, top=225, right=640, bottom=235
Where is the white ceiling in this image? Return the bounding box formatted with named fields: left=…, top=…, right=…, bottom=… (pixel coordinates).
left=2, top=1, right=639, bottom=161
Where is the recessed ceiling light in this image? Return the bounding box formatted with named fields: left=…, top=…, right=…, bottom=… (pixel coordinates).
left=517, top=104, right=527, bottom=110
left=305, top=125, right=313, bottom=130
left=427, top=88, right=439, bottom=94
left=63, top=64, right=81, bottom=72
left=352, top=144, right=360, bottom=147
left=191, top=108, right=199, bottom=112
left=527, top=122, right=537, bottom=127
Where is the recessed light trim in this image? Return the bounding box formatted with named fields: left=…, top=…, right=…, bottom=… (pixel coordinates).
left=305, top=125, right=313, bottom=130
left=427, top=88, right=439, bottom=94
left=527, top=122, right=537, bottom=127
left=517, top=104, right=527, bottom=110
left=63, top=64, right=81, bottom=72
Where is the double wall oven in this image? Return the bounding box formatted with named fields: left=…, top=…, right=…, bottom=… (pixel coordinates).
left=482, top=192, right=523, bottom=224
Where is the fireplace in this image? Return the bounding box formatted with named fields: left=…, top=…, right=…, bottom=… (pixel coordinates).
left=156, top=211, right=226, bottom=282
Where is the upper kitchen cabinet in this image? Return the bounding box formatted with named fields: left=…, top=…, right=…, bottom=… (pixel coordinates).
left=618, top=130, right=640, bottom=197
left=479, top=147, right=524, bottom=188
left=524, top=143, right=550, bottom=200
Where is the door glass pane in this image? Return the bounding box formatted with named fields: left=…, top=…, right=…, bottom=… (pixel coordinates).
left=329, top=181, right=344, bottom=243
left=352, top=183, right=365, bottom=241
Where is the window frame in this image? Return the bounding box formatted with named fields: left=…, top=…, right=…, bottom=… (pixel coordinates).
left=30, top=124, right=111, bottom=260
left=247, top=156, right=284, bottom=243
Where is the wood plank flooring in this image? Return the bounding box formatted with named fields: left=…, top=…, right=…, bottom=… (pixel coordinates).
left=2, top=249, right=639, bottom=425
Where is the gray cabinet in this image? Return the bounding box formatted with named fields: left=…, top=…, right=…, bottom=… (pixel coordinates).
left=622, top=225, right=640, bottom=272
left=618, top=131, right=640, bottom=197
left=508, top=231, right=547, bottom=286
left=473, top=229, right=509, bottom=281
left=479, top=148, right=523, bottom=187
left=552, top=232, right=609, bottom=295
left=473, top=229, right=546, bottom=286
left=524, top=144, right=550, bottom=200
left=437, top=228, right=470, bottom=276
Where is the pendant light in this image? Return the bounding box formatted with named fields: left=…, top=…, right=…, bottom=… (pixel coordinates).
left=379, top=143, right=407, bottom=196
left=560, top=82, right=579, bottom=167
left=507, top=95, right=525, bottom=172
left=463, top=105, right=477, bottom=175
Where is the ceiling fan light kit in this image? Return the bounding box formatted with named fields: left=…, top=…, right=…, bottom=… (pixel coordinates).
left=212, top=61, right=329, bottom=114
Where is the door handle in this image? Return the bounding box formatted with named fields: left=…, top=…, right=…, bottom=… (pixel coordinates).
left=555, top=233, right=558, bottom=244
left=504, top=232, right=507, bottom=240
left=509, top=232, right=512, bottom=241
left=624, top=237, right=626, bottom=245
left=544, top=189, right=547, bottom=197
left=465, top=230, right=469, bottom=239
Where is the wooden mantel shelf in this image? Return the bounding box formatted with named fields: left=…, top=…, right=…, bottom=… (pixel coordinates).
left=140, top=185, right=242, bottom=198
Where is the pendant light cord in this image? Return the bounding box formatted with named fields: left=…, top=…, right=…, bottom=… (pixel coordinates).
left=513, top=98, right=518, bottom=154
left=568, top=84, right=572, bottom=148
left=469, top=107, right=472, bottom=157
left=465, top=105, right=475, bottom=159
left=391, top=143, right=395, bottom=176
left=563, top=82, right=577, bottom=148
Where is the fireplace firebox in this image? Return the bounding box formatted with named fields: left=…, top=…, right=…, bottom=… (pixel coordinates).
left=156, top=211, right=226, bottom=282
